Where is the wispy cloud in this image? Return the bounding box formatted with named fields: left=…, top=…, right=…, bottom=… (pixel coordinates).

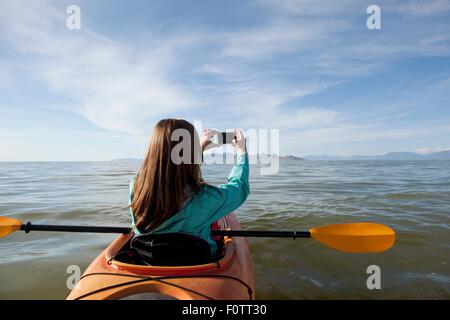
left=0, top=0, right=196, bottom=136
left=219, top=19, right=351, bottom=60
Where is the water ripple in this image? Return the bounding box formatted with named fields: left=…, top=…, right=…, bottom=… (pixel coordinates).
left=0, top=160, right=449, bottom=299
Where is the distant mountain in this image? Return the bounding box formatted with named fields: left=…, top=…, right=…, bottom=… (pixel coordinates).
left=279, top=155, right=305, bottom=160
left=303, top=150, right=450, bottom=160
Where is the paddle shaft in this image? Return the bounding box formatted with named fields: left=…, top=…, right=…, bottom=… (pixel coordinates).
left=212, top=230, right=310, bottom=238
left=20, top=222, right=310, bottom=238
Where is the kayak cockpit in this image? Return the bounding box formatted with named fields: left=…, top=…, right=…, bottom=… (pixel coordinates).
left=111, top=232, right=225, bottom=266
left=105, top=233, right=234, bottom=274
left=103, top=216, right=235, bottom=274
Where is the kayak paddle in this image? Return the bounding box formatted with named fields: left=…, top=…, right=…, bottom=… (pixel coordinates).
left=0, top=216, right=395, bottom=253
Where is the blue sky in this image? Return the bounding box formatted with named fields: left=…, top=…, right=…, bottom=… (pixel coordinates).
left=0, top=0, right=450, bottom=160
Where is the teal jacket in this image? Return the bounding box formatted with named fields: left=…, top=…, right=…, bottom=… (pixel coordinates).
left=129, top=152, right=250, bottom=256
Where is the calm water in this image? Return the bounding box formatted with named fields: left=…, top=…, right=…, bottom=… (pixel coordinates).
left=0, top=160, right=449, bottom=299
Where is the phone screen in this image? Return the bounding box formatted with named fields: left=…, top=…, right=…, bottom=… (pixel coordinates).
left=220, top=132, right=236, bottom=144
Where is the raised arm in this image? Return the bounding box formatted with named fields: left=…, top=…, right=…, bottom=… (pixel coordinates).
left=198, top=129, right=250, bottom=224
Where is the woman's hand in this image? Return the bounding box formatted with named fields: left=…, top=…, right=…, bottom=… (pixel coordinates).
left=232, top=129, right=246, bottom=154
left=201, top=128, right=220, bottom=152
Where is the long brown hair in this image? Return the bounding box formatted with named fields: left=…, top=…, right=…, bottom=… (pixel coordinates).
left=131, top=119, right=203, bottom=231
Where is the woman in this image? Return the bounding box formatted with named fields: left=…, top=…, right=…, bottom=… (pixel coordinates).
left=129, top=119, right=249, bottom=258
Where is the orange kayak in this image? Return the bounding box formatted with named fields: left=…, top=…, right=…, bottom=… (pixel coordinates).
left=66, top=213, right=255, bottom=300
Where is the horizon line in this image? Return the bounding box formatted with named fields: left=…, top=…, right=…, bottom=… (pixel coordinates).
left=1, top=149, right=449, bottom=162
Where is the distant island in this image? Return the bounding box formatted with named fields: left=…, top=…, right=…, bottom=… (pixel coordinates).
left=302, top=150, right=450, bottom=161
left=112, top=154, right=305, bottom=162
left=279, top=155, right=305, bottom=160
left=202, top=153, right=305, bottom=162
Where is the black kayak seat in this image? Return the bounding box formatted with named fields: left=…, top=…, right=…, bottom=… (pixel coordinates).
left=129, top=232, right=214, bottom=266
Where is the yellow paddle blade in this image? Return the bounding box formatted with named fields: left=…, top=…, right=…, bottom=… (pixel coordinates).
left=0, top=217, right=23, bottom=239
left=310, top=222, right=395, bottom=253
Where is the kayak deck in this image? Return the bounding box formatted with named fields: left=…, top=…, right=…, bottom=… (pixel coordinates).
left=66, top=213, right=255, bottom=300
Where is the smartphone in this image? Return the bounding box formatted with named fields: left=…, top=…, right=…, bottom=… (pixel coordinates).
left=219, top=132, right=236, bottom=144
